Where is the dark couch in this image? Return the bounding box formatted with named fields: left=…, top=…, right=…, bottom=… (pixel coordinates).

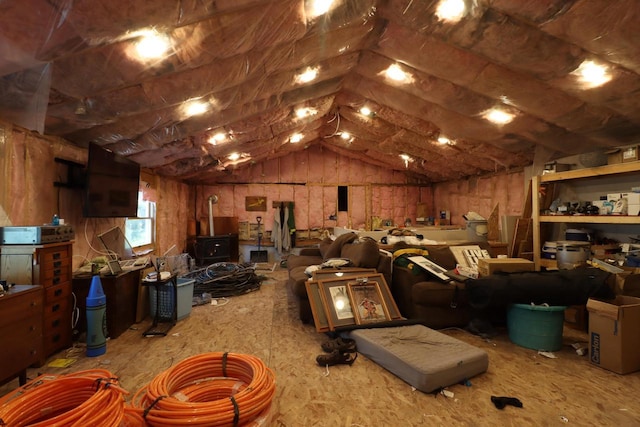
left=390, top=242, right=495, bottom=329
left=287, top=232, right=392, bottom=323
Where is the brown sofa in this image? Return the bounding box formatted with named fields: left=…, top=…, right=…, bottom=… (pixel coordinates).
left=391, top=242, right=494, bottom=329
left=286, top=232, right=392, bottom=323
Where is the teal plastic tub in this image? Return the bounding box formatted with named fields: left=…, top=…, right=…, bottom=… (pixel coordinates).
left=507, top=303, right=567, bottom=351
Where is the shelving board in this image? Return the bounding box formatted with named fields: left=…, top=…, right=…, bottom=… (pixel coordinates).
left=539, top=161, right=640, bottom=183
left=538, top=215, right=640, bottom=224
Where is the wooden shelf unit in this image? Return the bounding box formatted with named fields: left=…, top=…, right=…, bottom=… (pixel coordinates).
left=532, top=161, right=640, bottom=270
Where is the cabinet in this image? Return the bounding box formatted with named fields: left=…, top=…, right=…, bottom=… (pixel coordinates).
left=0, top=285, right=43, bottom=385
left=532, top=162, right=640, bottom=270
left=72, top=269, right=142, bottom=339
left=1, top=242, right=73, bottom=360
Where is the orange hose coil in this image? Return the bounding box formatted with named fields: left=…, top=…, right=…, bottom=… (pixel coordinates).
left=0, top=369, right=130, bottom=427
left=129, top=352, right=276, bottom=427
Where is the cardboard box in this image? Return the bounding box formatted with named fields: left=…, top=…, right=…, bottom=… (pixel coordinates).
left=587, top=296, right=640, bottom=374
left=476, top=258, right=535, bottom=277
left=622, top=145, right=639, bottom=163
left=611, top=271, right=640, bottom=297
left=607, top=148, right=622, bottom=165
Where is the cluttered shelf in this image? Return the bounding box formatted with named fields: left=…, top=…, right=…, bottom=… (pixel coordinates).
left=538, top=215, right=640, bottom=224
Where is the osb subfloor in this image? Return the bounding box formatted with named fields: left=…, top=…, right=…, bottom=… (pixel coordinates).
left=2, top=268, right=640, bottom=426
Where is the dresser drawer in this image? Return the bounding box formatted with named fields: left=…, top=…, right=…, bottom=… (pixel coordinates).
left=0, top=288, right=42, bottom=327
left=40, top=257, right=71, bottom=283
left=44, top=282, right=71, bottom=304
left=0, top=321, right=42, bottom=381
left=39, top=246, right=71, bottom=265
left=43, top=326, right=72, bottom=356
left=44, top=295, right=71, bottom=320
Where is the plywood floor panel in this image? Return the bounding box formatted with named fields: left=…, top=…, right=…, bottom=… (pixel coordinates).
left=1, top=269, right=639, bottom=426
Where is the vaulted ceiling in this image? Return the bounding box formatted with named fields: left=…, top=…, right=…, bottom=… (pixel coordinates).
left=1, top=0, right=639, bottom=184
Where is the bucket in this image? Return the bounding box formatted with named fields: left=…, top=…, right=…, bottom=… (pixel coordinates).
left=556, top=241, right=590, bottom=269
left=465, top=220, right=488, bottom=241
left=507, top=303, right=567, bottom=351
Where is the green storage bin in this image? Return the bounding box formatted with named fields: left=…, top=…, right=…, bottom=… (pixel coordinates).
left=507, top=303, right=567, bottom=351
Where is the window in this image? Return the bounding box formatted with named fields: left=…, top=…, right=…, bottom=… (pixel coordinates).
left=338, top=186, right=348, bottom=212
left=125, top=192, right=156, bottom=250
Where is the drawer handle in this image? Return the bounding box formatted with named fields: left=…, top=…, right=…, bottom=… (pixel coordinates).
left=53, top=253, right=61, bottom=260
left=31, top=301, right=38, bottom=307
left=53, top=268, right=62, bottom=276
left=53, top=261, right=62, bottom=268
left=53, top=277, right=60, bottom=285
left=30, top=325, right=36, bottom=331
left=52, top=303, right=60, bottom=312
left=52, top=334, right=60, bottom=343
left=54, top=288, right=62, bottom=297
left=52, top=319, right=60, bottom=328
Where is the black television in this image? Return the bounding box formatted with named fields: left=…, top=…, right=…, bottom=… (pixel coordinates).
left=83, top=142, right=140, bottom=218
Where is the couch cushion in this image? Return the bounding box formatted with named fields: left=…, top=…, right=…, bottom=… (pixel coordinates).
left=319, top=232, right=358, bottom=259
left=341, top=239, right=380, bottom=268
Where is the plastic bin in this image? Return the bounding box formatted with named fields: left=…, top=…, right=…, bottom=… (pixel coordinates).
left=507, top=303, right=566, bottom=351
left=149, top=278, right=195, bottom=321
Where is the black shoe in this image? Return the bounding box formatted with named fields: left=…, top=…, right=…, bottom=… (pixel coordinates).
left=316, top=350, right=358, bottom=366
left=321, top=337, right=357, bottom=353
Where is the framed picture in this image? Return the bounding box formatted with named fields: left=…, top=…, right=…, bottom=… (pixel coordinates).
left=305, top=280, right=330, bottom=333
left=347, top=281, right=390, bottom=325
left=354, top=273, right=402, bottom=320
left=318, top=277, right=357, bottom=329
left=311, top=268, right=376, bottom=282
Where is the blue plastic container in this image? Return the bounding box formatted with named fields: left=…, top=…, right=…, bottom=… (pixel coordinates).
left=86, top=275, right=107, bottom=357
left=507, top=303, right=567, bottom=351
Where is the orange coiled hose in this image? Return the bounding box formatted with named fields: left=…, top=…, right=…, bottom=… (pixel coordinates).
left=0, top=369, right=129, bottom=427
left=128, top=352, right=276, bottom=427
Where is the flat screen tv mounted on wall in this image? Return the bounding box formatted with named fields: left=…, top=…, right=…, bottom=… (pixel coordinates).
left=83, top=142, right=140, bottom=218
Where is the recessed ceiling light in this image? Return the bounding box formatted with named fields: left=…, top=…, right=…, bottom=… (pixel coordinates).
left=228, top=152, right=240, bottom=161
left=574, top=60, right=611, bottom=88
left=435, top=0, right=467, bottom=22
left=483, top=108, right=514, bottom=125
left=135, top=31, right=170, bottom=59
left=340, top=132, right=351, bottom=140
left=290, top=133, right=303, bottom=143
left=296, top=67, right=319, bottom=84
left=384, top=64, right=412, bottom=83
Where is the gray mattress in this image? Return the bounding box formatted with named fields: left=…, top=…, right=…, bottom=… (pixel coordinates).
left=346, top=324, right=488, bottom=393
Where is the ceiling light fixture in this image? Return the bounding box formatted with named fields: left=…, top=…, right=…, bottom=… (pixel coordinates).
left=383, top=64, right=412, bottom=83
left=184, top=99, right=209, bottom=117
left=400, top=154, right=413, bottom=168
left=340, top=132, right=351, bottom=140
left=135, top=31, right=170, bottom=59
left=359, top=106, right=375, bottom=117
left=290, top=133, right=303, bottom=143
left=437, top=135, right=451, bottom=145
left=228, top=152, right=240, bottom=161
left=209, top=132, right=227, bottom=145
left=483, top=108, right=515, bottom=125
left=574, top=60, right=611, bottom=88
left=295, top=107, right=317, bottom=119
left=295, top=67, right=319, bottom=84
left=307, top=0, right=335, bottom=18
left=435, top=0, right=467, bottom=22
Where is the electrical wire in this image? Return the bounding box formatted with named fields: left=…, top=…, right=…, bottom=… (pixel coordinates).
left=0, top=369, right=129, bottom=427
left=128, top=352, right=276, bottom=427
left=184, top=263, right=264, bottom=298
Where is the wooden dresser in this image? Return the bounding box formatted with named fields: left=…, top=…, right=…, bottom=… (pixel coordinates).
left=0, top=285, right=43, bottom=385
left=1, top=242, right=73, bottom=362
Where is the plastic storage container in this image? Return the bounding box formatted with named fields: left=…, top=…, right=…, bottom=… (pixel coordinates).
left=507, top=303, right=567, bottom=351
left=149, top=278, right=195, bottom=321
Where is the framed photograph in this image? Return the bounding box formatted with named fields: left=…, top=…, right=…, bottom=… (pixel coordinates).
left=305, top=280, right=330, bottom=333
left=318, top=277, right=357, bottom=330
left=347, top=281, right=390, bottom=325
left=355, top=273, right=402, bottom=320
